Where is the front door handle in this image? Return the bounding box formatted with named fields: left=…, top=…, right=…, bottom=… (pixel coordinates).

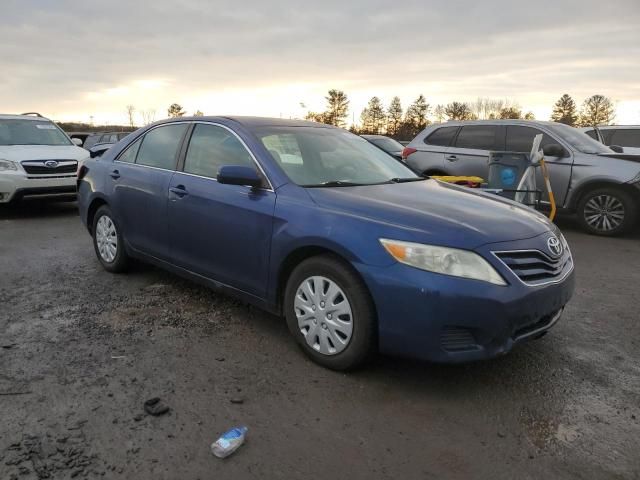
left=445, top=155, right=458, bottom=162
left=169, top=185, right=189, bottom=198
left=110, top=169, right=120, bottom=179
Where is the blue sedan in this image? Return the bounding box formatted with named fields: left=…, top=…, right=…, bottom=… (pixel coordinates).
left=77, top=117, right=575, bottom=370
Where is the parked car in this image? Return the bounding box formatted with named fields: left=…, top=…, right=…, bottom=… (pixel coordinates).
left=580, top=125, right=640, bottom=154
left=78, top=116, right=575, bottom=370
left=83, top=131, right=131, bottom=150
left=403, top=120, right=640, bottom=236
left=67, top=131, right=93, bottom=147
left=0, top=113, right=88, bottom=203
left=361, top=134, right=404, bottom=160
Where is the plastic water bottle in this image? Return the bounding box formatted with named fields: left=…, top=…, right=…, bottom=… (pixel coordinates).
left=210, top=426, right=248, bottom=458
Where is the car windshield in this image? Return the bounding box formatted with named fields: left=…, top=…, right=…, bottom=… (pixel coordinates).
left=256, top=126, right=419, bottom=187
left=371, top=137, right=404, bottom=152
left=0, top=119, right=72, bottom=146
left=546, top=122, right=613, bottom=154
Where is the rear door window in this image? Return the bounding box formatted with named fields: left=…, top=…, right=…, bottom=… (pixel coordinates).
left=424, top=126, right=458, bottom=147
left=183, top=123, right=255, bottom=178
left=117, top=137, right=142, bottom=163
left=136, top=123, right=188, bottom=170
left=505, top=126, right=556, bottom=152
left=454, top=125, right=502, bottom=150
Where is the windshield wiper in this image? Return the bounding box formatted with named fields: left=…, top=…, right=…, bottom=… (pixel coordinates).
left=303, top=180, right=368, bottom=188
left=385, top=177, right=425, bottom=183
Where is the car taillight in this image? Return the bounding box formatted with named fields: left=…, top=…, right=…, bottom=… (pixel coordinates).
left=402, top=147, right=417, bottom=160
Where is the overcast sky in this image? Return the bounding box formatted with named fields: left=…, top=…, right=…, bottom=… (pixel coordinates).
left=1, top=0, right=639, bottom=125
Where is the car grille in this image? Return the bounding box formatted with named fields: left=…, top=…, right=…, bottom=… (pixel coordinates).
left=440, top=327, right=478, bottom=352
left=493, top=249, right=572, bottom=286
left=21, top=160, right=78, bottom=176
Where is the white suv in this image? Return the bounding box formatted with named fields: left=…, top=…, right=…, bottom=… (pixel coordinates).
left=0, top=113, right=88, bottom=203
left=580, top=125, right=640, bottom=154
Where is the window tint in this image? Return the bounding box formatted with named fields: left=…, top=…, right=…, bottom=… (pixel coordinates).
left=262, top=133, right=304, bottom=165
left=583, top=129, right=598, bottom=140
left=136, top=124, right=188, bottom=170
left=505, top=126, right=556, bottom=152
left=183, top=124, right=255, bottom=178
left=117, top=137, right=142, bottom=163
left=425, top=126, right=457, bottom=147
left=454, top=125, right=501, bottom=150
left=610, top=129, right=640, bottom=148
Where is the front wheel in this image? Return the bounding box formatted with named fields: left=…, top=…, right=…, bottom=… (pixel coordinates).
left=577, top=187, right=638, bottom=236
left=284, top=255, right=376, bottom=370
left=92, top=205, right=129, bottom=272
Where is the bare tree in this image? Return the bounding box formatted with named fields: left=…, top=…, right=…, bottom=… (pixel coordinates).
left=140, top=109, right=156, bottom=125
left=433, top=104, right=446, bottom=123
left=194, top=110, right=204, bottom=116
left=126, top=105, right=136, bottom=128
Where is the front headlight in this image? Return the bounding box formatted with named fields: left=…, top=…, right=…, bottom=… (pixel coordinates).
left=380, top=238, right=507, bottom=285
left=0, top=159, right=17, bottom=171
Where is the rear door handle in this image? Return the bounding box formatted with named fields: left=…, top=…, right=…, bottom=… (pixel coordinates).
left=169, top=185, right=189, bottom=198
left=446, top=155, right=458, bottom=162
left=110, top=169, right=120, bottom=179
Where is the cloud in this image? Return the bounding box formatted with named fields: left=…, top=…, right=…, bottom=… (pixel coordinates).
left=1, top=0, right=639, bottom=123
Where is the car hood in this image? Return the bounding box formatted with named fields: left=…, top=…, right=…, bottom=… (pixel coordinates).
left=0, top=145, right=88, bottom=161
left=306, top=180, right=553, bottom=250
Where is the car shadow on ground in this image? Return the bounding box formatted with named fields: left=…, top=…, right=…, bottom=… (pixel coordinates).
left=0, top=200, right=79, bottom=220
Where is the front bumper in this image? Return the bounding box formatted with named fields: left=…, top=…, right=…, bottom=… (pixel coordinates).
left=0, top=172, right=76, bottom=203
left=356, top=241, right=575, bottom=363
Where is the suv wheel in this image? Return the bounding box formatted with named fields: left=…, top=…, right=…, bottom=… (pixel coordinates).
left=284, top=255, right=376, bottom=370
left=577, top=187, right=638, bottom=236
left=92, top=205, right=129, bottom=272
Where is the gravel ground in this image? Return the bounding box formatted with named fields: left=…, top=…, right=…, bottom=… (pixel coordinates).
left=1, top=201, right=639, bottom=479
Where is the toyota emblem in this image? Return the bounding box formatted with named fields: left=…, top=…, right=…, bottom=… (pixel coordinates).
left=547, top=236, right=563, bottom=257
left=44, top=160, right=59, bottom=168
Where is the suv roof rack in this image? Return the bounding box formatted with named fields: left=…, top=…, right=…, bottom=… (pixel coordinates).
left=21, top=112, right=44, bottom=117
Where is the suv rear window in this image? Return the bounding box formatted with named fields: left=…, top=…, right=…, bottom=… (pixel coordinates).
left=424, top=126, right=457, bottom=147
left=610, top=129, right=640, bottom=148
left=454, top=125, right=501, bottom=150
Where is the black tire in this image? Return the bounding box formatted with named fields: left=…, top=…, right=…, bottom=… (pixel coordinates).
left=92, top=205, right=129, bottom=272
left=284, top=254, right=376, bottom=370
left=576, top=187, right=638, bottom=236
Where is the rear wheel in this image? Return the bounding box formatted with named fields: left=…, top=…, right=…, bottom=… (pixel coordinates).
left=577, top=187, right=638, bottom=236
left=284, top=255, right=376, bottom=370
left=92, top=205, right=129, bottom=272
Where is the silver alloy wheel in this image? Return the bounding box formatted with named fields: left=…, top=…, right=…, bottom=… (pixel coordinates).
left=294, top=276, right=353, bottom=355
left=96, top=215, right=118, bottom=263
left=584, top=194, right=625, bottom=232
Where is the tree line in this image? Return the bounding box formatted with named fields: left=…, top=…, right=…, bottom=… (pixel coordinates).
left=304, top=90, right=617, bottom=139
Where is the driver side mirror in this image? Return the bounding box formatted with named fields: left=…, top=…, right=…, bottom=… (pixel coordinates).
left=217, top=165, right=263, bottom=188
left=542, top=144, right=567, bottom=158
left=72, top=138, right=83, bottom=146
left=609, top=145, right=624, bottom=153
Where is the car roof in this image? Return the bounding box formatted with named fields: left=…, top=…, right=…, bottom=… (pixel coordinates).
left=435, top=119, right=558, bottom=127
left=584, top=125, right=640, bottom=130
left=0, top=114, right=52, bottom=121
left=156, top=115, right=334, bottom=129
left=360, top=134, right=391, bottom=139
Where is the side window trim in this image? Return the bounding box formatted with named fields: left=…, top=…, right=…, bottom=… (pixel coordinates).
left=177, top=120, right=274, bottom=191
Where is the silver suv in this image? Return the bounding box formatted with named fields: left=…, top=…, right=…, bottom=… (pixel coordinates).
left=403, top=120, right=640, bottom=236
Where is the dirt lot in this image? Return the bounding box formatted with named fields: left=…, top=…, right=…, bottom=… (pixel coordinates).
left=1, top=201, right=639, bottom=480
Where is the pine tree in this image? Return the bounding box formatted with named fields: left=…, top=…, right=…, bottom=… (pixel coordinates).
left=360, top=97, right=386, bottom=134
left=324, top=89, right=349, bottom=127
left=167, top=103, right=186, bottom=118
left=386, top=97, right=403, bottom=136
left=579, top=95, right=615, bottom=127
left=550, top=94, right=578, bottom=126
left=405, top=95, right=430, bottom=131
